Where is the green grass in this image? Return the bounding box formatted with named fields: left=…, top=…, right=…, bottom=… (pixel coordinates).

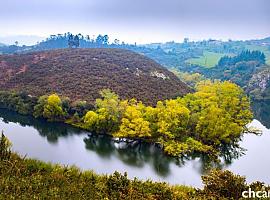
left=185, top=51, right=232, bottom=68
left=245, top=44, right=270, bottom=65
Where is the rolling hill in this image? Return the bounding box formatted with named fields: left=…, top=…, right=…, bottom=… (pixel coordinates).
left=0, top=48, right=191, bottom=105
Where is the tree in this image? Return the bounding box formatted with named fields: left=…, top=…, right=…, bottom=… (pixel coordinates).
left=96, top=34, right=104, bottom=46
left=33, top=95, right=48, bottom=118
left=83, top=89, right=128, bottom=133
left=43, top=94, right=67, bottom=121
left=68, top=34, right=79, bottom=48
left=68, top=34, right=74, bottom=48
left=155, top=100, right=190, bottom=140
left=114, top=104, right=151, bottom=138
left=74, top=35, right=80, bottom=48
left=103, top=35, right=109, bottom=45
left=183, top=80, right=253, bottom=145
left=34, top=94, right=66, bottom=121
left=84, top=111, right=99, bottom=131
left=113, top=39, right=120, bottom=45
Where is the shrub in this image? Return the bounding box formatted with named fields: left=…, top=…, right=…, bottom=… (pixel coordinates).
left=0, top=133, right=11, bottom=161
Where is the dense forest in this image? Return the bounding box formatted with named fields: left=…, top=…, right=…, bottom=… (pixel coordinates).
left=0, top=48, right=191, bottom=106
left=1, top=134, right=269, bottom=199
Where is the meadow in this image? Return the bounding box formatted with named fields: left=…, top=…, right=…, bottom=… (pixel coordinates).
left=185, top=51, right=232, bottom=68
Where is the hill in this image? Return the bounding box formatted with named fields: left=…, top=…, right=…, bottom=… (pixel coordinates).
left=0, top=48, right=191, bottom=105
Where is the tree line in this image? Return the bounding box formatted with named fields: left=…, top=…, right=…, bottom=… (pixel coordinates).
left=218, top=50, right=266, bottom=66
left=0, top=80, right=253, bottom=157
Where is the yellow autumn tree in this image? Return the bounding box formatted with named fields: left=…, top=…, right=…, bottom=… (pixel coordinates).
left=114, top=104, right=151, bottom=138
left=43, top=94, right=67, bottom=121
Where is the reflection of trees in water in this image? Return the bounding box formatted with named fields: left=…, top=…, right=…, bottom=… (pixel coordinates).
left=0, top=108, right=247, bottom=177
left=252, top=100, right=270, bottom=129
left=188, top=144, right=246, bottom=175
left=84, top=135, right=172, bottom=177
left=83, top=135, right=246, bottom=177
left=0, top=108, right=82, bottom=143
left=84, top=135, right=115, bottom=158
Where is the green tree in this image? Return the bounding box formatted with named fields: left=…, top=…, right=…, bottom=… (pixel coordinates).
left=33, top=95, right=48, bottom=118
left=43, top=94, right=67, bottom=121
left=34, top=94, right=66, bottom=121
left=83, top=89, right=128, bottom=133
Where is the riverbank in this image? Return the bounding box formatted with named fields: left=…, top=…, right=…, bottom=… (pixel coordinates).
left=1, top=133, right=269, bottom=199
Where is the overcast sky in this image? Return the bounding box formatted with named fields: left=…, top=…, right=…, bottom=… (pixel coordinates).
left=0, top=0, right=269, bottom=44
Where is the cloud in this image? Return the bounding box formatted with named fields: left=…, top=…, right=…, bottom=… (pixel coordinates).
left=0, top=0, right=269, bottom=43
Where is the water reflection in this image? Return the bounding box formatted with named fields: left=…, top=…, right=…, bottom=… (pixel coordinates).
left=0, top=108, right=82, bottom=143
left=84, top=135, right=173, bottom=176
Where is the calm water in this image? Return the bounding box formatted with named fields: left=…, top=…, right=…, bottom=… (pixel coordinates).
left=0, top=102, right=269, bottom=188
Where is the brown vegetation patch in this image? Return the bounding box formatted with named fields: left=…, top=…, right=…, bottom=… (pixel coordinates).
left=0, top=48, right=191, bottom=105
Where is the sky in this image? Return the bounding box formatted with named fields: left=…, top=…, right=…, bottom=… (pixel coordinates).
left=0, top=0, right=269, bottom=45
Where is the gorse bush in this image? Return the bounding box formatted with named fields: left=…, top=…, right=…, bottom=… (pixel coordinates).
left=200, top=169, right=247, bottom=199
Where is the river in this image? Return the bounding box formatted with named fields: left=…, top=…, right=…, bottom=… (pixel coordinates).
left=0, top=101, right=269, bottom=188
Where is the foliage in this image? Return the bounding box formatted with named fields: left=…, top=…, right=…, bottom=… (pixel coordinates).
left=0, top=91, right=37, bottom=115
left=84, top=89, right=128, bottom=133
left=0, top=79, right=252, bottom=157
left=186, top=50, right=267, bottom=89
left=70, top=100, right=91, bottom=117
left=200, top=169, right=247, bottom=199
left=43, top=94, right=67, bottom=121
left=113, top=103, right=152, bottom=138
left=68, top=34, right=80, bottom=48
left=34, top=94, right=67, bottom=121
left=0, top=133, right=11, bottom=161
left=218, top=50, right=265, bottom=66
left=183, top=80, right=253, bottom=145
left=171, top=69, right=205, bottom=87
left=245, top=44, right=270, bottom=65
left=0, top=143, right=196, bottom=199
left=82, top=81, right=252, bottom=157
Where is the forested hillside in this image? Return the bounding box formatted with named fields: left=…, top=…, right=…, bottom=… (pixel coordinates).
left=0, top=48, right=191, bottom=106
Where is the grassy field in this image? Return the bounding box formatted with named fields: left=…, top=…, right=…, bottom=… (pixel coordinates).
left=185, top=51, right=230, bottom=68
left=246, top=44, right=270, bottom=65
